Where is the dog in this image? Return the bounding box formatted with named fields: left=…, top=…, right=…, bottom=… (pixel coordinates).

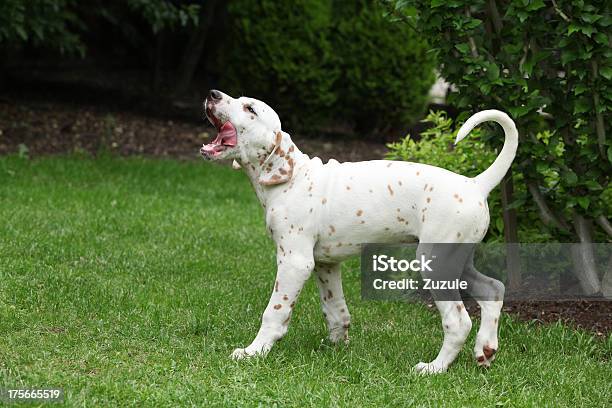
left=200, top=89, right=517, bottom=374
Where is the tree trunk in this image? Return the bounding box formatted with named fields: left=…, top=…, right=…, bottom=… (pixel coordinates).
left=174, top=0, right=219, bottom=96
left=500, top=171, right=521, bottom=290
left=602, top=253, right=612, bottom=299
left=570, top=213, right=601, bottom=295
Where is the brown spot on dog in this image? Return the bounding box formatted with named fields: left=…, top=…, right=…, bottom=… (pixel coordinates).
left=398, top=180, right=403, bottom=186
left=288, top=145, right=295, bottom=153
left=424, top=184, right=428, bottom=191
left=416, top=171, right=420, bottom=176
left=426, top=197, right=431, bottom=203
left=340, top=308, right=345, bottom=313
left=290, top=302, right=295, bottom=308
left=387, top=162, right=392, bottom=168
left=429, top=186, right=434, bottom=192
left=457, top=232, right=462, bottom=238
left=494, top=318, right=498, bottom=324
left=360, top=220, right=365, bottom=224
left=275, top=281, right=279, bottom=292
left=369, top=189, right=373, bottom=193
left=309, top=208, right=313, bottom=213
left=327, top=290, right=333, bottom=299
left=479, top=201, right=484, bottom=207
left=483, top=346, right=496, bottom=359
left=274, top=304, right=282, bottom=310
left=343, top=323, right=351, bottom=329
left=318, top=277, right=325, bottom=284
left=346, top=186, right=351, bottom=190
left=397, top=216, right=405, bottom=222
left=387, top=185, right=394, bottom=195
left=322, top=198, right=327, bottom=204
left=329, top=225, right=336, bottom=234
left=356, top=210, right=363, bottom=216
left=422, top=214, right=426, bottom=223
left=283, top=316, right=291, bottom=325
left=283, top=295, right=289, bottom=301
left=477, top=356, right=486, bottom=363
left=456, top=304, right=464, bottom=312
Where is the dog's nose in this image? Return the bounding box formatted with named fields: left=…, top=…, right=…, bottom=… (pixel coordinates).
left=209, top=89, right=222, bottom=101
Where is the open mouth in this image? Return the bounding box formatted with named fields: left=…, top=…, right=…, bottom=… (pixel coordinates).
left=201, top=107, right=238, bottom=157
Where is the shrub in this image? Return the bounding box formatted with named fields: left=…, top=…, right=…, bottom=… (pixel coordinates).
left=386, top=111, right=553, bottom=243
left=222, top=0, right=338, bottom=130
left=390, top=0, right=611, bottom=244
left=222, top=0, right=435, bottom=134
left=331, top=0, right=435, bottom=133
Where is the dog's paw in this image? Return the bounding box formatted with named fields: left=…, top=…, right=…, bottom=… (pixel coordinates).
left=230, top=348, right=250, bottom=360
left=413, top=361, right=448, bottom=375
left=475, top=345, right=497, bottom=368
left=329, top=327, right=350, bottom=345
left=230, top=344, right=271, bottom=360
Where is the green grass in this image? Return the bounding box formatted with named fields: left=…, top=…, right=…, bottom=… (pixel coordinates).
left=0, top=154, right=610, bottom=407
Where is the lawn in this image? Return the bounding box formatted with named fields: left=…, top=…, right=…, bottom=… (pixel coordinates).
left=0, top=154, right=610, bottom=407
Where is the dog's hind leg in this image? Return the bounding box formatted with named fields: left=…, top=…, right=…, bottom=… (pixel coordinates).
left=314, top=262, right=351, bottom=344
left=462, top=251, right=504, bottom=367
left=413, top=242, right=474, bottom=374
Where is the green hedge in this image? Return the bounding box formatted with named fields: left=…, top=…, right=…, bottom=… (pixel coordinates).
left=331, top=1, right=434, bottom=133
left=222, top=0, right=435, bottom=134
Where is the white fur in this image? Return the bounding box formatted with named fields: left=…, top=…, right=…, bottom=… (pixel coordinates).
left=202, top=91, right=516, bottom=373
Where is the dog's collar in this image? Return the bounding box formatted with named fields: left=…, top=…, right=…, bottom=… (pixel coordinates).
left=260, top=131, right=284, bottom=169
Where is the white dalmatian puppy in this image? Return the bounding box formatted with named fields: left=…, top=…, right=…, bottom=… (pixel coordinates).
left=201, top=89, right=517, bottom=374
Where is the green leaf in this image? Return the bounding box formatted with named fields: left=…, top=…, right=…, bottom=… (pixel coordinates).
left=563, top=170, right=578, bottom=185
left=455, top=43, right=470, bottom=54
left=507, top=198, right=526, bottom=210
left=599, top=66, right=612, bottom=80
left=573, top=97, right=591, bottom=114
left=495, top=217, right=504, bottom=233
left=573, top=83, right=588, bottom=95
left=582, top=180, right=601, bottom=191
left=577, top=196, right=590, bottom=210
left=487, top=63, right=500, bottom=81
left=594, top=32, right=608, bottom=45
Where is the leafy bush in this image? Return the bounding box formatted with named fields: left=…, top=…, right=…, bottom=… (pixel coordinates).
left=0, top=0, right=200, bottom=55
left=222, top=0, right=435, bottom=133
left=386, top=111, right=553, bottom=243
left=222, top=0, right=338, bottom=130
left=390, top=0, right=611, bottom=244
left=0, top=0, right=84, bottom=55
left=331, top=0, right=435, bottom=133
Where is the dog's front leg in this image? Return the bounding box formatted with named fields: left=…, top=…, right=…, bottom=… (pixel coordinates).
left=231, top=249, right=314, bottom=360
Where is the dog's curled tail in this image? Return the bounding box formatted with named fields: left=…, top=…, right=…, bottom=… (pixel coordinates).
left=454, top=109, right=518, bottom=196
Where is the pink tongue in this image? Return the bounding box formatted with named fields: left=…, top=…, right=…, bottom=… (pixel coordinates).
left=201, top=121, right=237, bottom=156
left=218, top=122, right=237, bottom=146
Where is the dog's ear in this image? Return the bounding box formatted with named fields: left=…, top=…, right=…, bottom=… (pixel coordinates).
left=258, top=131, right=295, bottom=186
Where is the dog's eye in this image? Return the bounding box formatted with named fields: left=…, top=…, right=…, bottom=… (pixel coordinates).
left=246, top=106, right=257, bottom=115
